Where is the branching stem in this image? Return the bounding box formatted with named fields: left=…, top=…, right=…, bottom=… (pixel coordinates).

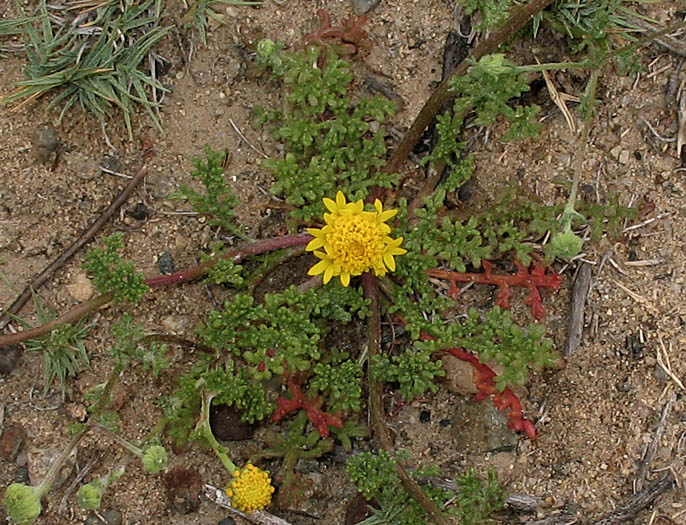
left=383, top=0, right=554, bottom=174
left=362, top=273, right=450, bottom=525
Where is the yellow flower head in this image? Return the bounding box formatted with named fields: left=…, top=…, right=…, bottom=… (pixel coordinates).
left=225, top=464, right=275, bottom=513
left=306, top=191, right=407, bottom=286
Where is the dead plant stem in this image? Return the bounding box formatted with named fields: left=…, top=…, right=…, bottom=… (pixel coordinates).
left=362, top=273, right=450, bottom=525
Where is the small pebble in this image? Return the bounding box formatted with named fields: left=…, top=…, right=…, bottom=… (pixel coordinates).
left=350, top=0, right=380, bottom=14
left=0, top=345, right=22, bottom=374
left=157, top=251, right=175, bottom=274
left=419, top=409, right=431, bottom=423
left=127, top=202, right=150, bottom=221
left=218, top=518, right=236, bottom=525
left=31, top=125, right=59, bottom=164
left=66, top=272, right=94, bottom=302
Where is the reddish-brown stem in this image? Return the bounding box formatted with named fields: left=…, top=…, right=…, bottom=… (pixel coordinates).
left=0, top=163, right=149, bottom=330
left=0, top=233, right=313, bottom=348
left=383, top=0, right=554, bottom=175
left=144, top=233, right=312, bottom=288
left=428, top=260, right=562, bottom=320
left=362, top=273, right=450, bottom=525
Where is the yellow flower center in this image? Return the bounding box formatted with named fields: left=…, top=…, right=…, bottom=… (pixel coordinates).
left=225, top=464, right=275, bottom=513
left=325, top=213, right=385, bottom=273
left=306, top=191, right=406, bottom=286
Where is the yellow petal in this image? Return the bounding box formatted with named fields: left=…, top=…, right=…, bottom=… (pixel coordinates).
left=306, top=237, right=324, bottom=251
left=308, top=259, right=329, bottom=276
left=351, top=199, right=364, bottom=213
left=335, top=191, right=347, bottom=208
left=378, top=208, right=398, bottom=222
left=383, top=253, right=397, bottom=271
left=323, top=197, right=337, bottom=214
left=323, top=264, right=335, bottom=283
left=374, top=199, right=383, bottom=213
left=340, top=272, right=350, bottom=287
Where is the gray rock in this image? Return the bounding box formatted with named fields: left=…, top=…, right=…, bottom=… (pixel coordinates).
left=350, top=0, right=380, bottom=15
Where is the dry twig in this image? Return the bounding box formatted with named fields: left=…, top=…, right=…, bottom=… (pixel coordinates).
left=204, top=484, right=292, bottom=525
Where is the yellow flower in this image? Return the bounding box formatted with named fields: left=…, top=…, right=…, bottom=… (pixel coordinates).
left=225, top=464, right=275, bottom=513
left=306, top=191, right=406, bottom=286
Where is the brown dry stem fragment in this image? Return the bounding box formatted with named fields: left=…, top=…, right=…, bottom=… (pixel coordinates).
left=564, top=262, right=592, bottom=356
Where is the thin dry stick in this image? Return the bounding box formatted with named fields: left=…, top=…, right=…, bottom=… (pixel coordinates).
left=204, top=484, right=292, bottom=525
left=564, top=262, right=592, bottom=355
left=592, top=471, right=674, bottom=525
left=0, top=163, right=148, bottom=331
left=383, top=0, right=554, bottom=175
left=362, top=273, right=450, bottom=525
left=636, top=390, right=677, bottom=491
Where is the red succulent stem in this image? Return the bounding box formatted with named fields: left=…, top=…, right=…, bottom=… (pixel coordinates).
left=417, top=330, right=536, bottom=439
left=272, top=376, right=343, bottom=438
left=428, top=260, right=562, bottom=320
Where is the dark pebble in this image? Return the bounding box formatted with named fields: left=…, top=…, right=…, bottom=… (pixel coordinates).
left=157, top=251, right=175, bottom=274
left=439, top=418, right=451, bottom=428
left=31, top=125, right=59, bottom=164
left=218, top=518, right=236, bottom=525
left=127, top=202, right=150, bottom=220
left=344, top=492, right=372, bottom=524
left=14, top=466, right=29, bottom=484
left=210, top=404, right=256, bottom=441
left=0, top=345, right=22, bottom=374
left=99, top=154, right=122, bottom=173
left=419, top=410, right=431, bottom=423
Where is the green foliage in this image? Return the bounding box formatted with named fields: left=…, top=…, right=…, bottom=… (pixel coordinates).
left=3, top=0, right=169, bottom=138
left=371, top=346, right=445, bottom=401
left=142, top=444, right=169, bottom=474
left=458, top=0, right=516, bottom=31
left=198, top=285, right=367, bottom=380
left=76, top=466, right=125, bottom=510
left=310, top=360, right=363, bottom=413
left=541, top=0, right=642, bottom=53
left=455, top=469, right=504, bottom=525
left=170, top=147, right=246, bottom=239
left=16, top=291, right=92, bottom=398
left=201, top=243, right=245, bottom=286
left=83, top=233, right=148, bottom=304
left=256, top=43, right=400, bottom=221
left=346, top=451, right=459, bottom=525
left=3, top=483, right=42, bottom=525
left=451, top=54, right=541, bottom=143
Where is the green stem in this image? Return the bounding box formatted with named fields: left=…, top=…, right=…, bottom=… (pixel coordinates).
left=36, top=429, right=88, bottom=498
left=198, top=391, right=237, bottom=475
left=563, top=69, right=599, bottom=225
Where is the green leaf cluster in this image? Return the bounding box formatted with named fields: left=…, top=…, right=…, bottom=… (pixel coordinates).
left=170, top=147, right=246, bottom=239
left=458, top=0, right=516, bottom=31
left=256, top=44, right=400, bottom=221
left=371, top=346, right=445, bottom=401
left=310, top=360, right=363, bottom=413
left=82, top=233, right=148, bottom=304
left=198, top=285, right=367, bottom=380
left=455, top=468, right=504, bottom=525
left=346, top=451, right=459, bottom=525
left=451, top=54, right=541, bottom=143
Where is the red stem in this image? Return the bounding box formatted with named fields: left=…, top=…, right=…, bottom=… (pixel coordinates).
left=0, top=233, right=313, bottom=348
